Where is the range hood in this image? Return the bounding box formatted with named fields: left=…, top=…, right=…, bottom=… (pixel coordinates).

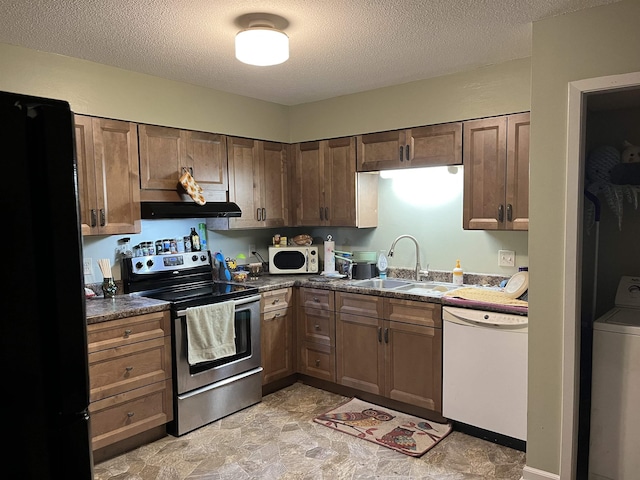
left=140, top=201, right=242, bottom=219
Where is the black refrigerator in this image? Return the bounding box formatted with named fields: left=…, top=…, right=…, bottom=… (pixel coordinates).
left=1, top=91, right=93, bottom=478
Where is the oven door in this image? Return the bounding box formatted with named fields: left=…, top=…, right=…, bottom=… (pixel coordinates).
left=174, top=294, right=261, bottom=394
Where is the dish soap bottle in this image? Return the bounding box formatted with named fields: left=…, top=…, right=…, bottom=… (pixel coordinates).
left=377, top=250, right=388, bottom=279
left=452, top=259, right=464, bottom=286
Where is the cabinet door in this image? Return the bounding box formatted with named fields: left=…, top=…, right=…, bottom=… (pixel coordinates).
left=74, top=115, right=97, bottom=235
left=293, top=141, right=324, bottom=225
left=261, top=141, right=289, bottom=228
left=336, top=311, right=384, bottom=394
left=356, top=130, right=404, bottom=171
left=385, top=320, right=442, bottom=412
left=324, top=137, right=357, bottom=226
left=463, top=116, right=507, bottom=230
left=261, top=305, right=294, bottom=384
left=407, top=123, right=462, bottom=167
left=185, top=131, right=228, bottom=199
left=506, top=112, right=530, bottom=231
left=92, top=118, right=141, bottom=234
left=227, top=136, right=263, bottom=228
left=138, top=125, right=184, bottom=194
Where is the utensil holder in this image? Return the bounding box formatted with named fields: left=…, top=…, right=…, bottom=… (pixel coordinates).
left=102, top=278, right=117, bottom=298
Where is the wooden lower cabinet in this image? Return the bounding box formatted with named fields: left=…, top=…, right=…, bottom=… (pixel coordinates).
left=87, top=310, right=173, bottom=452
left=261, top=288, right=295, bottom=384
left=297, top=288, right=336, bottom=381
left=336, top=292, right=443, bottom=413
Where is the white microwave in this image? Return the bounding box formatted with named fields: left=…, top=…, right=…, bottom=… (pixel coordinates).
left=268, top=246, right=319, bottom=274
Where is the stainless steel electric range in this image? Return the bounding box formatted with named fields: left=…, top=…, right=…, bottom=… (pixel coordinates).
left=122, top=251, right=262, bottom=436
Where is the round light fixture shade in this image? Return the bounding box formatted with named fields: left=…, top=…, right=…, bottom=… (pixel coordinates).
left=235, top=25, right=289, bottom=66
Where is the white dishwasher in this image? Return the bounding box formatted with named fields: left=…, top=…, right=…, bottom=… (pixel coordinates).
left=442, top=306, right=528, bottom=442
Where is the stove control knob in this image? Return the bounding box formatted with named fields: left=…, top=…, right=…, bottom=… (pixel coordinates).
left=135, top=261, right=143, bottom=269
left=146, top=259, right=154, bottom=268
left=192, top=255, right=198, bottom=262
left=200, top=255, right=207, bottom=262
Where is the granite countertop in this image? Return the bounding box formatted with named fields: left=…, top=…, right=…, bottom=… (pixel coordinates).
left=86, top=272, right=527, bottom=324
left=85, top=294, right=170, bottom=325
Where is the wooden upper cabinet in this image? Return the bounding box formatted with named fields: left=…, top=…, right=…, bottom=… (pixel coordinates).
left=227, top=137, right=288, bottom=229
left=506, top=113, right=530, bottom=230
left=292, top=141, right=324, bottom=225
left=138, top=125, right=227, bottom=202
left=293, top=137, right=378, bottom=227
left=74, top=115, right=141, bottom=236
left=357, top=122, right=462, bottom=172
left=463, top=112, right=530, bottom=230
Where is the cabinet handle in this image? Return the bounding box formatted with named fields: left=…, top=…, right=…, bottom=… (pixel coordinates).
left=99, top=208, right=105, bottom=227
left=256, top=208, right=261, bottom=221
left=262, top=208, right=266, bottom=221
left=90, top=209, right=97, bottom=227
left=313, top=297, right=320, bottom=303
left=378, top=327, right=382, bottom=343
left=399, top=145, right=404, bottom=162
left=125, top=366, right=133, bottom=373
left=273, top=313, right=281, bottom=318
left=319, top=207, right=324, bottom=221
left=324, top=207, right=329, bottom=220
left=384, top=328, right=389, bottom=343
left=127, top=412, right=135, bottom=418
left=272, top=298, right=280, bottom=304
left=314, top=324, right=320, bottom=330
left=315, top=359, right=321, bottom=367
left=406, top=144, right=410, bottom=161
left=498, top=204, right=504, bottom=223
left=507, top=204, right=513, bottom=222
left=123, top=329, right=132, bottom=338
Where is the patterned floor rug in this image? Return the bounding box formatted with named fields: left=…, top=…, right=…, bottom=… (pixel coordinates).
left=313, top=397, right=452, bottom=457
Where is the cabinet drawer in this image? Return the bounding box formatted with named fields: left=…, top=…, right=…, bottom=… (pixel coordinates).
left=299, top=342, right=335, bottom=382
left=336, top=292, right=384, bottom=318
left=261, top=288, right=292, bottom=314
left=88, top=337, right=171, bottom=402
left=300, top=288, right=334, bottom=311
left=299, top=307, right=334, bottom=346
left=383, top=298, right=442, bottom=328
left=87, top=311, right=170, bottom=354
left=89, top=379, right=172, bottom=451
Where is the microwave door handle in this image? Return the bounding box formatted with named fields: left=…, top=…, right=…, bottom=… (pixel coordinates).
left=305, top=249, right=309, bottom=272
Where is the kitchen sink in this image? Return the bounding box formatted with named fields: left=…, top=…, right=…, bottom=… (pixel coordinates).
left=349, top=278, right=461, bottom=297
left=394, top=282, right=460, bottom=296
left=349, top=278, right=412, bottom=289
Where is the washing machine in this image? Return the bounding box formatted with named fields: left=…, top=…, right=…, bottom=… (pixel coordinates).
left=589, top=276, right=640, bottom=480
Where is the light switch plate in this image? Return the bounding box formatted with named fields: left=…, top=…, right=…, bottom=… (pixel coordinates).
left=83, top=258, right=93, bottom=276
left=498, top=250, right=515, bottom=267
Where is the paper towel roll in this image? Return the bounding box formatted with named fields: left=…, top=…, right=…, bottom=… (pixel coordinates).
left=324, top=237, right=336, bottom=273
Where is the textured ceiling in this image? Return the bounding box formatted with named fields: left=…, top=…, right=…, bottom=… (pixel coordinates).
left=0, top=0, right=619, bottom=106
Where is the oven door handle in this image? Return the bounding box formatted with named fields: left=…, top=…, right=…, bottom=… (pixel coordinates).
left=176, top=294, right=261, bottom=317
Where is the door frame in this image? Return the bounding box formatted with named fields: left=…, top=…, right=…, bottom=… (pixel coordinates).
left=561, top=71, right=640, bottom=479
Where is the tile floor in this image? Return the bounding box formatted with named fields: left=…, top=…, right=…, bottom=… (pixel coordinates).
left=93, top=382, right=525, bottom=479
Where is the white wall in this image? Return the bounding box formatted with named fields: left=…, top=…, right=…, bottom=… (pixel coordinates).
left=528, top=0, right=640, bottom=475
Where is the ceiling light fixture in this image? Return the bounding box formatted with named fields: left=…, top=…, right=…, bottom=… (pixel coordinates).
left=235, top=20, right=289, bottom=66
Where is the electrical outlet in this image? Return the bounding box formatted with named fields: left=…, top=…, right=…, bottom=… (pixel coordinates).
left=498, top=250, right=515, bottom=267
left=83, top=258, right=93, bottom=275
left=249, top=244, right=255, bottom=258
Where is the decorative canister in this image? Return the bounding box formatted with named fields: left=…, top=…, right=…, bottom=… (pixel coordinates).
left=184, top=236, right=192, bottom=252
left=163, top=239, right=171, bottom=253
left=155, top=240, right=163, bottom=255
left=176, top=237, right=185, bottom=253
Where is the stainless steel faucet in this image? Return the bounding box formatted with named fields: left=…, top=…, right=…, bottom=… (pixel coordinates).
left=387, top=235, right=429, bottom=281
